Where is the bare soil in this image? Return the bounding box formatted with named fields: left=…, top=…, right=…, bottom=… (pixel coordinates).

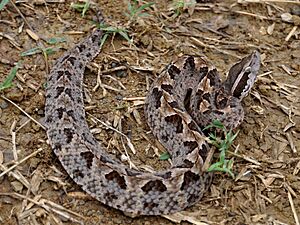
left=0, top=0, right=300, bottom=224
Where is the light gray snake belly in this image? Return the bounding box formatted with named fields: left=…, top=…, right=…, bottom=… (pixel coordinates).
left=44, top=14, right=261, bottom=216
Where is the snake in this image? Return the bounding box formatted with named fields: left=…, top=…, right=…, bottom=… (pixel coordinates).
left=44, top=11, right=261, bottom=216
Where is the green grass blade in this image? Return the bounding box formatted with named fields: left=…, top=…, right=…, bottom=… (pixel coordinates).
left=136, top=12, right=149, bottom=18
left=43, top=47, right=60, bottom=55
left=228, top=130, right=239, bottom=145
left=212, top=119, right=224, bottom=129
left=118, top=30, right=132, bottom=43
left=46, top=37, right=66, bottom=44
left=0, top=0, right=9, bottom=10
left=207, top=161, right=223, bottom=171
left=127, top=1, right=133, bottom=14
left=21, top=46, right=59, bottom=57
left=82, top=1, right=90, bottom=17
left=0, top=62, right=20, bottom=91
left=70, top=3, right=84, bottom=10
left=20, top=47, right=42, bottom=56
left=137, top=2, right=154, bottom=12
left=100, top=33, right=109, bottom=49
left=159, top=152, right=170, bottom=160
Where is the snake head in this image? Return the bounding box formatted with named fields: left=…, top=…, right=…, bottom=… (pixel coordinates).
left=223, top=51, right=261, bottom=101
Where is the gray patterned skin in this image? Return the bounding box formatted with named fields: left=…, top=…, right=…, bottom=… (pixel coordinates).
left=45, top=15, right=260, bottom=215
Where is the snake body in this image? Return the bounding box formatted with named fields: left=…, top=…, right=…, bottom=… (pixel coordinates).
left=45, top=14, right=261, bottom=215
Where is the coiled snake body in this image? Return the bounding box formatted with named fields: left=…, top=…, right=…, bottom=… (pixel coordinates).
left=45, top=15, right=260, bottom=216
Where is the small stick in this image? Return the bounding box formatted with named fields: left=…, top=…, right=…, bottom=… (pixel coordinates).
left=1, top=96, right=46, bottom=130
left=191, top=37, right=241, bottom=59
left=288, top=191, right=300, bottom=225
left=228, top=151, right=261, bottom=166
left=0, top=148, right=43, bottom=178
left=0, top=164, right=30, bottom=189
left=285, top=26, right=298, bottom=42
left=285, top=133, right=297, bottom=153
left=233, top=10, right=278, bottom=21
left=123, top=97, right=146, bottom=101
left=10, top=120, right=18, bottom=161
left=242, top=0, right=300, bottom=4
left=87, top=112, right=136, bottom=154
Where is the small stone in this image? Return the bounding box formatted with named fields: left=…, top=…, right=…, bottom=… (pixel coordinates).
left=110, top=62, right=118, bottom=68
left=115, top=95, right=123, bottom=101
left=5, top=87, right=23, bottom=102
left=116, top=70, right=127, bottom=78
left=2, top=146, right=14, bottom=162
left=0, top=99, right=8, bottom=109
left=86, top=209, right=96, bottom=216
left=11, top=181, right=23, bottom=192
left=37, top=109, right=44, bottom=115
left=291, top=6, right=300, bottom=16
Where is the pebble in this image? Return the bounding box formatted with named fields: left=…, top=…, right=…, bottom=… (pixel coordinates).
left=0, top=99, right=8, bottom=109
left=37, top=109, right=44, bottom=115
left=5, top=88, right=23, bottom=102
left=11, top=181, right=23, bottom=192
left=110, top=62, right=118, bottom=68
left=115, top=95, right=123, bottom=101
left=116, top=70, right=127, bottom=78
left=86, top=209, right=96, bottom=216
left=291, top=6, right=300, bottom=16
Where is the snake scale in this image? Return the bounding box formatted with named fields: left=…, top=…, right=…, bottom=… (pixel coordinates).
left=44, top=11, right=261, bottom=216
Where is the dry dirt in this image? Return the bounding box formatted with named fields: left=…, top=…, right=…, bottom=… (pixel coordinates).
left=0, top=0, right=300, bottom=224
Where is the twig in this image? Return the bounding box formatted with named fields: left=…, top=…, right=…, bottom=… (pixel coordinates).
left=288, top=191, right=300, bottom=225
left=285, top=26, right=298, bottom=42
left=190, top=37, right=241, bottom=59
left=1, top=96, right=46, bottom=130
left=87, top=112, right=136, bottom=154
left=241, top=0, right=300, bottom=4
left=0, top=148, right=43, bottom=178
left=233, top=10, right=278, bottom=21
left=10, top=120, right=18, bottom=161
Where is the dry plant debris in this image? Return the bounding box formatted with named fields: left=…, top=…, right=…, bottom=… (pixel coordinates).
left=0, top=0, right=299, bottom=224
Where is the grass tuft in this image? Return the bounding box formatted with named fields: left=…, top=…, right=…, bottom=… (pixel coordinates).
left=71, top=0, right=90, bottom=17
left=20, top=46, right=60, bottom=57
left=97, top=23, right=132, bottom=49
left=171, top=0, right=196, bottom=16
left=125, top=0, right=154, bottom=21
left=204, top=120, right=238, bottom=178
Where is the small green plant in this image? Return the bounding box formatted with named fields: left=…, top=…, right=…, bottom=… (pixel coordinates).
left=20, top=46, right=60, bottom=57
left=159, top=152, right=170, bottom=160
left=98, top=24, right=132, bottom=49
left=21, top=36, right=63, bottom=58
left=0, top=0, right=9, bottom=10
left=71, top=0, right=90, bottom=17
left=46, top=37, right=66, bottom=45
left=204, top=120, right=239, bottom=178
left=125, top=0, right=154, bottom=21
left=172, top=0, right=196, bottom=16
left=0, top=62, right=20, bottom=91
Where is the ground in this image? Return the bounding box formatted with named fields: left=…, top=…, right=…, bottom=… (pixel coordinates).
left=0, top=0, right=300, bottom=224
